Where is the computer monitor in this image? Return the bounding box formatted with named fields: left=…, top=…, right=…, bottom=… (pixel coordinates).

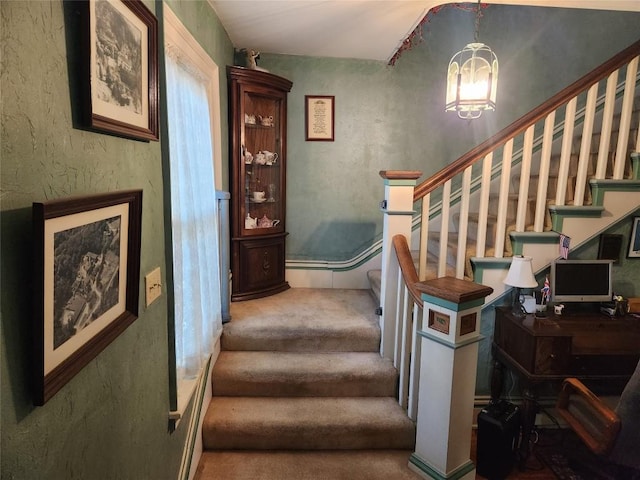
left=551, top=259, right=613, bottom=303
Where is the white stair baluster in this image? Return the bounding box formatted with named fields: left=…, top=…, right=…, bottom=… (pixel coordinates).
left=596, top=70, right=619, bottom=179
left=516, top=125, right=535, bottom=231
left=393, top=268, right=403, bottom=368
left=419, top=194, right=430, bottom=281
left=614, top=56, right=639, bottom=179
left=398, top=286, right=411, bottom=409
left=556, top=96, right=578, bottom=206
left=438, top=180, right=451, bottom=276
left=494, top=139, right=513, bottom=257
left=535, top=111, right=556, bottom=231
left=475, top=152, right=493, bottom=256
left=575, top=83, right=598, bottom=206
left=407, top=303, right=421, bottom=421
left=456, top=166, right=472, bottom=278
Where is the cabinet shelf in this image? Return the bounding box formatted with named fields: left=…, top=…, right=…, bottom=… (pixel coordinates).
left=245, top=123, right=274, bottom=129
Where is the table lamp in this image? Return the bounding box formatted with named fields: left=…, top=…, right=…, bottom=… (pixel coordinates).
left=503, top=256, right=537, bottom=317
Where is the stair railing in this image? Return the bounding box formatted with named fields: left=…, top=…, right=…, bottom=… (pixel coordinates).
left=414, top=39, right=640, bottom=282
left=391, top=234, right=422, bottom=420
left=379, top=40, right=640, bottom=418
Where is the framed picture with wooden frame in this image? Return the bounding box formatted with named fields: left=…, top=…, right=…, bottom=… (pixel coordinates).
left=598, top=233, right=623, bottom=263
left=33, top=190, right=143, bottom=405
left=628, top=216, right=640, bottom=258
left=83, top=0, right=159, bottom=141
left=305, top=95, right=335, bottom=141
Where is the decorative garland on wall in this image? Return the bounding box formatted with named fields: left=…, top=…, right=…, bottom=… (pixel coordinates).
left=388, top=3, right=490, bottom=66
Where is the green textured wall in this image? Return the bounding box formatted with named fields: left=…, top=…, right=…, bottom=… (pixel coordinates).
left=260, top=5, right=640, bottom=262
left=0, top=1, right=232, bottom=478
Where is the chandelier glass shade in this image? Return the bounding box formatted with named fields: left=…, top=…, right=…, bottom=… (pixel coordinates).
left=446, top=42, right=498, bottom=119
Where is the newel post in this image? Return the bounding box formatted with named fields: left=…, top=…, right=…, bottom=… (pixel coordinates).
left=408, top=277, right=493, bottom=480
left=378, top=170, right=422, bottom=360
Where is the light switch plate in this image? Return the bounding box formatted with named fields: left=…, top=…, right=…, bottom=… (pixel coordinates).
left=145, top=267, right=162, bottom=306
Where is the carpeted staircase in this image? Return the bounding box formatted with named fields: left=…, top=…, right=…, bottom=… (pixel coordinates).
left=195, top=288, right=420, bottom=480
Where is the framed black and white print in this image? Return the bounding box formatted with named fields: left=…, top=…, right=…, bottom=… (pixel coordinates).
left=33, top=190, right=142, bottom=405
left=85, top=0, right=159, bottom=141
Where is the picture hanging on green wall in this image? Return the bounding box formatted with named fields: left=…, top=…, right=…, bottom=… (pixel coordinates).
left=32, top=190, right=143, bottom=405
left=305, top=95, right=334, bottom=141
left=83, top=0, right=159, bottom=141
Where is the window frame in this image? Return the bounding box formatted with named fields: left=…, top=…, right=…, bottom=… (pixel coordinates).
left=162, top=4, right=223, bottom=422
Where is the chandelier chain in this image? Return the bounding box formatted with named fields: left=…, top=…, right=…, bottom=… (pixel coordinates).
left=474, top=0, right=481, bottom=43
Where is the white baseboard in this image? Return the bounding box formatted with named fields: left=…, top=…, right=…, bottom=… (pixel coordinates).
left=286, top=254, right=381, bottom=290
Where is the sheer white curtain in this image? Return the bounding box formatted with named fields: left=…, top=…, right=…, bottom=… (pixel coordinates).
left=165, top=46, right=222, bottom=385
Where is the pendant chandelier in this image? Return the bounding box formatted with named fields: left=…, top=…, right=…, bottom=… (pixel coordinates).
left=445, top=1, right=498, bottom=119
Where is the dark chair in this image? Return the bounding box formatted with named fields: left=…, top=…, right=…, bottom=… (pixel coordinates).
left=556, top=359, right=640, bottom=470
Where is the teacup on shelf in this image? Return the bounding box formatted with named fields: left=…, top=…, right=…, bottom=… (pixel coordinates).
left=252, top=191, right=265, bottom=202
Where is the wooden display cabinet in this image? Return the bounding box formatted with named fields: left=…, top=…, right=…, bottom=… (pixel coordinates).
left=227, top=66, right=292, bottom=301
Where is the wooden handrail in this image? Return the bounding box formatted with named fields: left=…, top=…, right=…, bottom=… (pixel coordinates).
left=392, top=234, right=423, bottom=306
left=414, top=39, right=640, bottom=201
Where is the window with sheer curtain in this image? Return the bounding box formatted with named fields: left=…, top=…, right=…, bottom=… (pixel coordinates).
left=164, top=16, right=222, bottom=414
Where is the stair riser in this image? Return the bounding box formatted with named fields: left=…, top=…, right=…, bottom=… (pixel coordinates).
left=203, top=397, right=416, bottom=452
left=212, top=377, right=397, bottom=397
left=212, top=352, right=398, bottom=397
left=204, top=425, right=415, bottom=450
left=221, top=334, right=380, bottom=352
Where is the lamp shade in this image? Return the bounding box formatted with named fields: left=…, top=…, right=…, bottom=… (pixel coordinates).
left=445, top=42, right=498, bottom=119
left=503, top=256, right=537, bottom=288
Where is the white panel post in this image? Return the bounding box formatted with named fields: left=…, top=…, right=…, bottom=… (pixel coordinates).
left=408, top=277, right=493, bottom=480
left=379, top=171, right=422, bottom=360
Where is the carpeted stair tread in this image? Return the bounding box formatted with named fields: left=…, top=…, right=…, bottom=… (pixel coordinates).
left=222, top=318, right=380, bottom=352
left=223, top=290, right=381, bottom=352
left=203, top=396, right=416, bottom=450
left=212, top=351, right=397, bottom=397
left=195, top=450, right=424, bottom=480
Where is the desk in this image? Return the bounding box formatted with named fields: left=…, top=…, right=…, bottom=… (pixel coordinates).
left=491, top=306, right=640, bottom=467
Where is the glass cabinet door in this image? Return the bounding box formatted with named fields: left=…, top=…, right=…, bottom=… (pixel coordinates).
left=241, top=91, right=284, bottom=235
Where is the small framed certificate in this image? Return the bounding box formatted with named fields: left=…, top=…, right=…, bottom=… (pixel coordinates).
left=305, top=95, right=334, bottom=141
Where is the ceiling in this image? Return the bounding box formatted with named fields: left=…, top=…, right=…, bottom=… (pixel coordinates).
left=208, top=1, right=640, bottom=63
